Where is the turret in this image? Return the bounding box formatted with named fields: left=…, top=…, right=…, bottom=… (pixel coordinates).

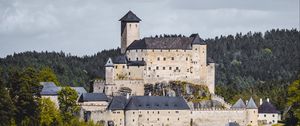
left=119, top=11, right=141, bottom=54
left=105, top=58, right=114, bottom=84
left=246, top=97, right=258, bottom=126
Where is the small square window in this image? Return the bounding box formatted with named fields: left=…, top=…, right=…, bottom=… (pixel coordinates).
left=171, top=57, right=174, bottom=60
left=169, top=67, right=172, bottom=70
left=163, top=58, right=166, bottom=61
left=163, top=67, right=165, bottom=70
left=156, top=66, right=159, bottom=70
left=148, top=67, right=151, bottom=70
left=157, top=57, right=160, bottom=61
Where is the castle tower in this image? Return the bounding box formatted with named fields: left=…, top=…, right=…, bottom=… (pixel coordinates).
left=119, top=11, right=141, bottom=54
left=246, top=97, right=258, bottom=126
left=105, top=58, right=114, bottom=84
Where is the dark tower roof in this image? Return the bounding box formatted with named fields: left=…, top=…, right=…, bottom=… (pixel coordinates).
left=119, top=11, right=141, bottom=22
left=258, top=101, right=279, bottom=113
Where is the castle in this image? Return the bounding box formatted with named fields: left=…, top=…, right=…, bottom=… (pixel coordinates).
left=96, top=11, right=215, bottom=96
left=40, top=11, right=281, bottom=126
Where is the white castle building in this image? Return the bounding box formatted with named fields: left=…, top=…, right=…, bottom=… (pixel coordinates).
left=38, top=11, right=281, bottom=126
left=96, top=11, right=215, bottom=96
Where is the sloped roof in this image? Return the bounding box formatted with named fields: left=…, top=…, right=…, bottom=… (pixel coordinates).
left=71, top=87, right=87, bottom=96
left=258, top=101, right=279, bottom=113
left=127, top=34, right=205, bottom=50
left=246, top=97, right=258, bottom=109
left=40, top=82, right=86, bottom=96
left=78, top=93, right=108, bottom=102
left=112, top=55, right=127, bottom=64
left=119, top=11, right=141, bottom=22
left=127, top=61, right=146, bottom=66
left=127, top=37, right=193, bottom=50
left=109, top=55, right=146, bottom=66
left=105, top=58, right=114, bottom=67
left=190, top=34, right=205, bottom=45
left=231, top=98, right=246, bottom=109
left=40, top=82, right=60, bottom=95
left=108, top=96, right=129, bottom=110
left=125, top=96, right=190, bottom=110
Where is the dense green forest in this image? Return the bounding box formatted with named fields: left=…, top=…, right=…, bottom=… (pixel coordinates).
left=0, top=29, right=299, bottom=111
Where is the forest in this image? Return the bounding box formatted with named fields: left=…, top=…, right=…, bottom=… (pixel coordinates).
left=0, top=28, right=299, bottom=124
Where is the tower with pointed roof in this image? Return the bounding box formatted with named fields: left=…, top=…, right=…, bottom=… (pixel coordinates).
left=119, top=11, right=141, bottom=54
left=246, top=97, right=258, bottom=126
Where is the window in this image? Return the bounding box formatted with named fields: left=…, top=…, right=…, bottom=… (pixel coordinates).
left=176, top=67, right=179, bottom=70
left=169, top=67, right=172, bottom=70
left=157, top=75, right=159, bottom=77
left=167, top=118, right=169, bottom=121
left=123, top=65, right=125, bottom=69
left=195, top=48, right=197, bottom=50
left=175, top=111, right=179, bottom=113
left=168, top=49, right=170, bottom=52
left=272, top=114, right=275, bottom=117
left=171, top=57, right=174, bottom=60
left=115, top=66, right=118, bottom=69
left=129, top=58, right=131, bottom=61
left=136, top=49, right=137, bottom=52
left=186, top=57, right=188, bottom=61
left=136, top=58, right=138, bottom=61
left=135, top=24, right=137, bottom=27
left=264, top=114, right=266, bottom=117
left=163, top=67, right=165, bottom=70
left=176, top=49, right=178, bottom=52
left=133, top=119, right=134, bottom=122
left=128, top=72, right=131, bottom=75
left=142, top=58, right=144, bottom=61
left=147, top=118, right=149, bottom=121
left=157, top=57, right=160, bottom=61
left=148, top=67, right=151, bottom=70
left=133, top=112, right=135, bottom=114
left=157, top=118, right=159, bottom=121
left=163, top=57, right=166, bottom=61
left=156, top=66, right=159, bottom=70
left=158, top=111, right=160, bottom=114
left=178, top=118, right=180, bottom=121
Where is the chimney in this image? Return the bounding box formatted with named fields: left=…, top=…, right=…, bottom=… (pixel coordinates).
left=126, top=93, right=130, bottom=99
left=267, top=98, right=270, bottom=102
left=260, top=98, right=263, bottom=105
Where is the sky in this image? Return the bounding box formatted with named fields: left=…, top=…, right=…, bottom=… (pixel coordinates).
left=0, top=0, right=299, bottom=58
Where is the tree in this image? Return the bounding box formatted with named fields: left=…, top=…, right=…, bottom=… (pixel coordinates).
left=0, top=68, right=15, bottom=126
left=58, top=86, right=80, bottom=123
left=8, top=67, right=42, bottom=125
left=287, top=76, right=300, bottom=125
left=39, top=67, right=60, bottom=86
left=39, top=98, right=62, bottom=126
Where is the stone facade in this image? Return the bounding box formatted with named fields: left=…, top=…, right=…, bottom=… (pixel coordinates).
left=101, top=11, right=216, bottom=96
left=81, top=96, right=259, bottom=126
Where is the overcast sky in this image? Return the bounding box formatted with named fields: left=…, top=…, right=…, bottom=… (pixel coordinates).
left=0, top=0, right=299, bottom=58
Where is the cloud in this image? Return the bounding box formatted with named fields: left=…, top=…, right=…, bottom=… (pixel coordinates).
left=0, top=0, right=298, bottom=58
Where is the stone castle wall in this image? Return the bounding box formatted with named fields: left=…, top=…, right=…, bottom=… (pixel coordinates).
left=125, top=110, right=190, bottom=126
left=84, top=108, right=258, bottom=126
left=191, top=109, right=252, bottom=126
